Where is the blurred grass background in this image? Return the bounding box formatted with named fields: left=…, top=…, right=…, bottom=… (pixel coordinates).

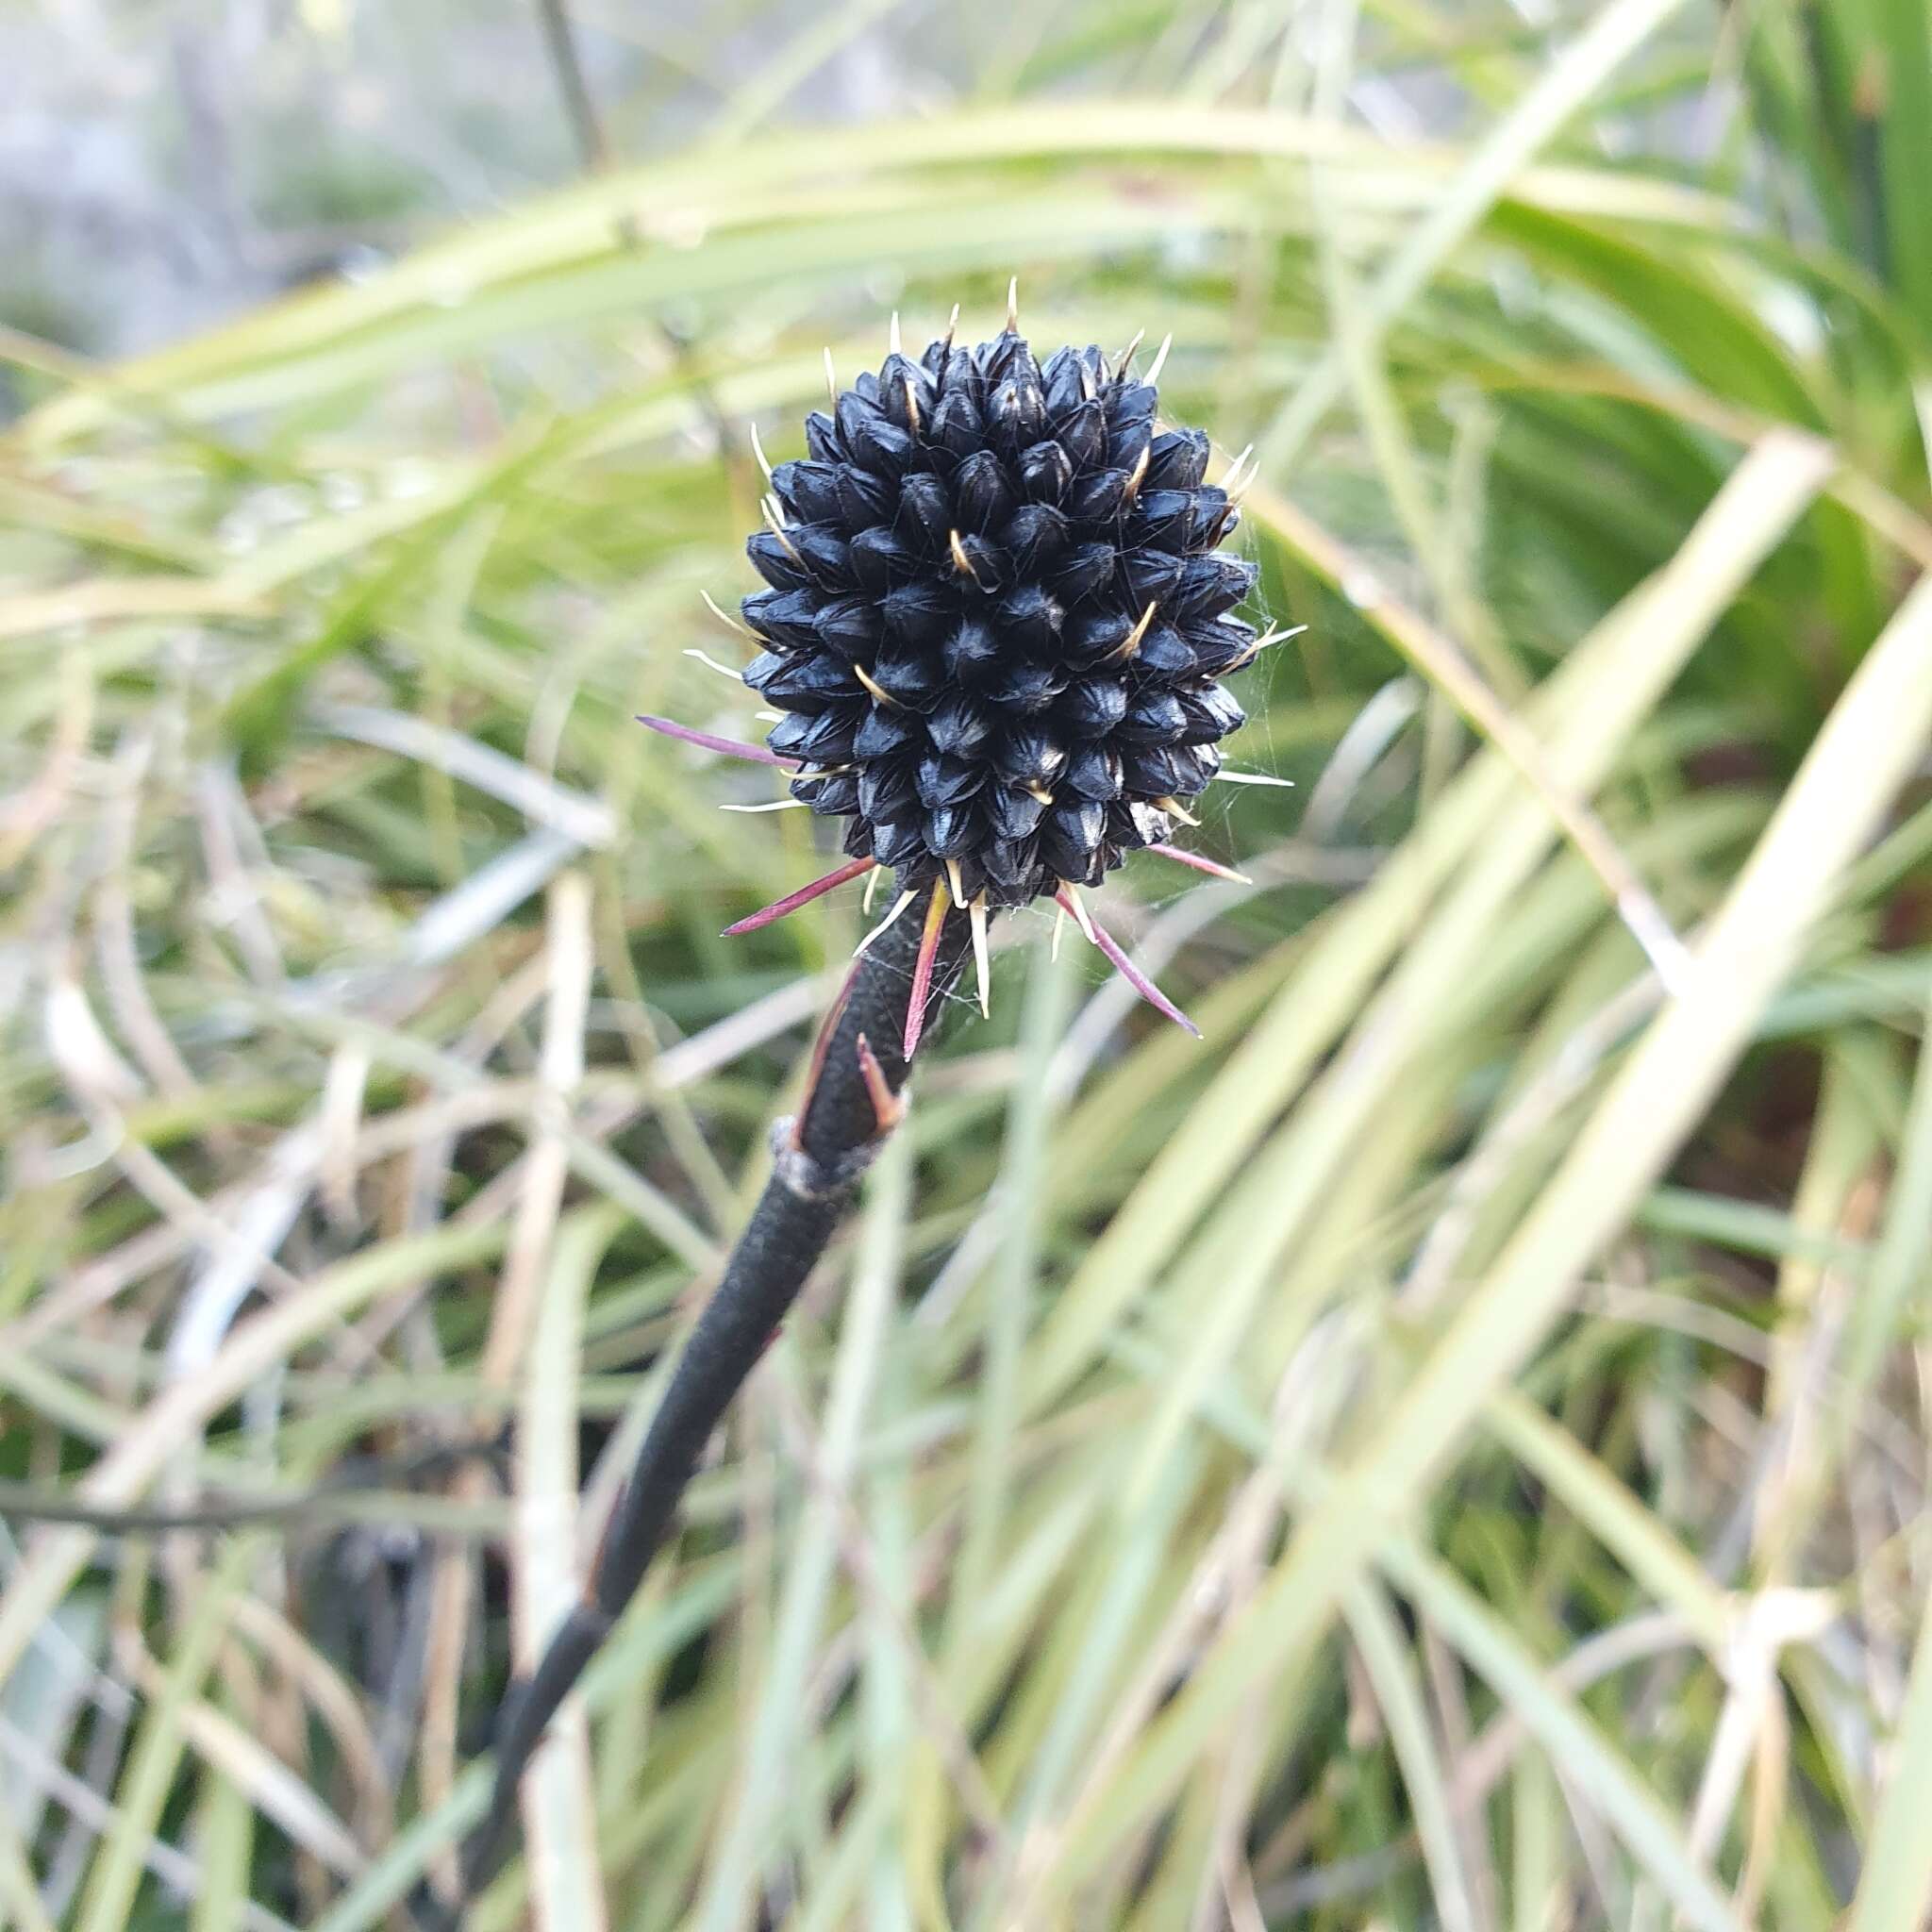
left=4, top=1, right=1932, bottom=1928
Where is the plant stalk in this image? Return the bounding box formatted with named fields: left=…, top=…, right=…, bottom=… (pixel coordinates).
left=448, top=903, right=974, bottom=1913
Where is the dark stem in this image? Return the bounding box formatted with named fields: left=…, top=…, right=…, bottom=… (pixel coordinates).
left=529, top=0, right=749, bottom=476
left=446, top=904, right=974, bottom=1914
left=534, top=0, right=612, bottom=175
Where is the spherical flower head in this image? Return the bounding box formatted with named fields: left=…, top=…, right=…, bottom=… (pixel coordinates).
left=740, top=323, right=1258, bottom=910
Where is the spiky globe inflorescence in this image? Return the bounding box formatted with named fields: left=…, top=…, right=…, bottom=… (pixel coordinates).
left=740, top=323, right=1258, bottom=910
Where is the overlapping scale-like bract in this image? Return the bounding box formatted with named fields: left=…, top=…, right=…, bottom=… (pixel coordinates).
left=741, top=327, right=1257, bottom=908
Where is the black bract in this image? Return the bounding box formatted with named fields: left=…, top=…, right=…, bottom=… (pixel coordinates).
left=741, top=326, right=1257, bottom=909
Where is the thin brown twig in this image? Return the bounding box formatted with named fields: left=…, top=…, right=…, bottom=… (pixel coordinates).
left=528, top=0, right=749, bottom=487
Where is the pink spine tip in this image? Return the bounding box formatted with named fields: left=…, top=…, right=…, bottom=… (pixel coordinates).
left=721, top=857, right=877, bottom=937
left=854, top=1032, right=902, bottom=1134
left=635, top=713, right=797, bottom=768
left=902, top=883, right=952, bottom=1060
left=1145, top=841, right=1251, bottom=885
left=1056, top=887, right=1203, bottom=1040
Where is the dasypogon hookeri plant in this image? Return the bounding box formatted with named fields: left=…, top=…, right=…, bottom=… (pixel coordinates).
left=445, top=290, right=1292, bottom=1918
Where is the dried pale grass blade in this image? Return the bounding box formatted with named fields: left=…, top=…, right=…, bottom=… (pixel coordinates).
left=0, top=575, right=268, bottom=639
left=165, top=1690, right=364, bottom=1879
left=1848, top=1583, right=1932, bottom=1932
left=0, top=1809, right=58, bottom=1932
left=1024, top=432, right=1837, bottom=1415
left=404, top=828, right=587, bottom=972
left=1243, top=480, right=1689, bottom=990
left=512, top=1207, right=620, bottom=1932
left=1342, top=1582, right=1479, bottom=1932
left=1056, top=569, right=1932, bottom=1890
left=1259, top=0, right=1697, bottom=470
left=316, top=704, right=615, bottom=847
left=0, top=1222, right=509, bottom=1684
left=72, top=1553, right=244, bottom=1932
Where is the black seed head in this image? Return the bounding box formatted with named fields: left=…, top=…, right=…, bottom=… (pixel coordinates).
left=745, top=322, right=1266, bottom=908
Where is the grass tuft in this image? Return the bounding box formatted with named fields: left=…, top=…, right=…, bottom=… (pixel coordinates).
left=4, top=5, right=1931, bottom=1927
